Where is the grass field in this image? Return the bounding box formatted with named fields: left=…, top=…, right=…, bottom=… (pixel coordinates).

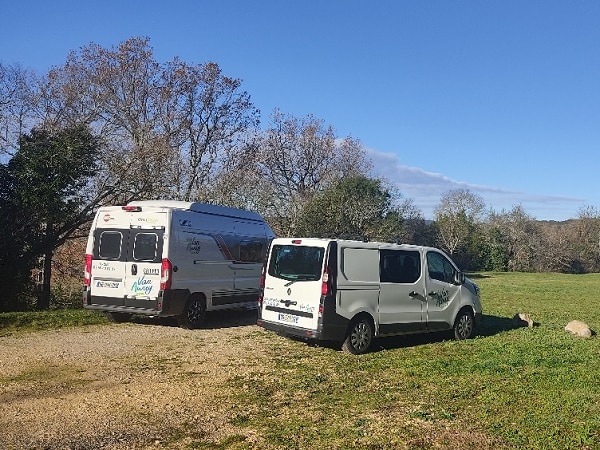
left=1, top=272, right=599, bottom=449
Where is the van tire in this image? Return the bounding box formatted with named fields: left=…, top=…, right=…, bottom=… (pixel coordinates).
left=454, top=309, right=475, bottom=340
left=178, top=295, right=206, bottom=329
left=342, top=316, right=374, bottom=355
left=106, top=312, right=132, bottom=323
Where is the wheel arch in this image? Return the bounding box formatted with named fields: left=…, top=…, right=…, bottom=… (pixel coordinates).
left=188, top=291, right=207, bottom=304
left=454, top=304, right=476, bottom=325
left=347, top=311, right=377, bottom=336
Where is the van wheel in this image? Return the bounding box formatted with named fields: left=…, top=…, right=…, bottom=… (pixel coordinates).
left=342, top=317, right=374, bottom=355
left=454, top=309, right=475, bottom=340
left=178, top=295, right=206, bottom=329
left=106, top=312, right=132, bottom=323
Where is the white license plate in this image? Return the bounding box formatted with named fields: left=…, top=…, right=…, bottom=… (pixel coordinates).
left=96, top=281, right=120, bottom=288
left=278, top=313, right=299, bottom=324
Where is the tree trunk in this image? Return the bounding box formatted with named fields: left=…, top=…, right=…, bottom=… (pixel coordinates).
left=37, top=222, right=54, bottom=310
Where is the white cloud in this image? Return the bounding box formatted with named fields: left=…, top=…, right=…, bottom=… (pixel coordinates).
left=367, top=148, right=584, bottom=220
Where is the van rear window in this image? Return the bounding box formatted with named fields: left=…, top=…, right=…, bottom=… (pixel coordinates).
left=268, top=245, right=325, bottom=281
left=133, top=233, right=159, bottom=261
left=98, top=231, right=123, bottom=260
left=93, top=228, right=164, bottom=262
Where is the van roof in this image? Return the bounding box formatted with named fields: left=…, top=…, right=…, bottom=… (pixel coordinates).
left=270, top=237, right=443, bottom=253
left=123, top=200, right=265, bottom=221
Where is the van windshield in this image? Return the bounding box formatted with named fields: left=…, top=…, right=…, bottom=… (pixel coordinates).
left=268, top=245, right=325, bottom=282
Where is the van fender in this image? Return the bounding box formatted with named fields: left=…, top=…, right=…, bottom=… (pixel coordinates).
left=454, top=298, right=478, bottom=321
left=335, top=285, right=379, bottom=326
left=346, top=310, right=378, bottom=336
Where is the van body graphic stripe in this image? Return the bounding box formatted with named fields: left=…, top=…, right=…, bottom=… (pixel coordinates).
left=212, top=234, right=234, bottom=261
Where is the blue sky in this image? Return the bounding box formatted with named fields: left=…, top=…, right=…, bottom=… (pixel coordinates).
left=1, top=0, right=599, bottom=221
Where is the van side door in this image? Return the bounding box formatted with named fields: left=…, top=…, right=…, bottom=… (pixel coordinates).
left=231, top=221, right=268, bottom=304
left=424, top=250, right=462, bottom=331
left=377, top=249, right=425, bottom=334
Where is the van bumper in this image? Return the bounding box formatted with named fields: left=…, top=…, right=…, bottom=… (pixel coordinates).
left=257, top=319, right=348, bottom=343
left=82, top=287, right=189, bottom=317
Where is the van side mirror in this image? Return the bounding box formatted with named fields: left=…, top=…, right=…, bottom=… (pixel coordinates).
left=454, top=271, right=465, bottom=285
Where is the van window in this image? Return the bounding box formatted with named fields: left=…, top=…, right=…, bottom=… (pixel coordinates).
left=268, top=245, right=324, bottom=281
left=133, top=233, right=159, bottom=261
left=427, top=251, right=456, bottom=283
left=240, top=240, right=263, bottom=263
left=380, top=249, right=421, bottom=283
left=98, top=231, right=123, bottom=260
left=341, top=248, right=379, bottom=282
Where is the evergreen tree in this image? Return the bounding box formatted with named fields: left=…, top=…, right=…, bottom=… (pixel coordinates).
left=7, top=125, right=99, bottom=309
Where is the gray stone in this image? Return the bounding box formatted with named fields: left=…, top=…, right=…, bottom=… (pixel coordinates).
left=565, top=320, right=592, bottom=338
left=513, top=312, right=534, bottom=328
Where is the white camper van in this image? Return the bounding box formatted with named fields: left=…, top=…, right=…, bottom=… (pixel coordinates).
left=83, top=200, right=275, bottom=328
left=257, top=238, right=482, bottom=354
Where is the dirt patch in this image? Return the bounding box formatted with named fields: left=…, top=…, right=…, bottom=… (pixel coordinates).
left=0, top=310, right=267, bottom=449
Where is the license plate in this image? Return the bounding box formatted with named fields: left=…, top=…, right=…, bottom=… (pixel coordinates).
left=96, top=281, right=120, bottom=288
left=278, top=313, right=299, bottom=324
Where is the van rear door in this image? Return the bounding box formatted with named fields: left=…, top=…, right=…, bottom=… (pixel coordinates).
left=123, top=227, right=165, bottom=306
left=90, top=208, right=166, bottom=308
left=261, top=240, right=326, bottom=330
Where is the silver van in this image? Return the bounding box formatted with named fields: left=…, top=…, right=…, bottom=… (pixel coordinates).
left=257, top=238, right=482, bottom=354
left=83, top=200, right=274, bottom=328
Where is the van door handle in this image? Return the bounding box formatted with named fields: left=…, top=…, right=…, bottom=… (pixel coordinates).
left=231, top=265, right=253, bottom=271
left=131, top=264, right=137, bottom=275
left=409, top=291, right=426, bottom=302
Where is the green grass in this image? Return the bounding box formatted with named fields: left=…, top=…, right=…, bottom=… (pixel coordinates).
left=0, top=308, right=108, bottom=336
left=223, top=272, right=600, bottom=449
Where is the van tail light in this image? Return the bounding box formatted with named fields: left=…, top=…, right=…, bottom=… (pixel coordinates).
left=160, top=258, right=173, bottom=290
left=321, top=268, right=330, bottom=296
left=258, top=261, right=267, bottom=308
left=122, top=205, right=142, bottom=212
left=84, top=254, right=92, bottom=286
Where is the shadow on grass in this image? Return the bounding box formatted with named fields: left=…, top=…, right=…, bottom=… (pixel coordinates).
left=479, top=314, right=529, bottom=336
left=371, top=314, right=520, bottom=352
left=129, top=308, right=259, bottom=330
left=465, top=273, right=492, bottom=279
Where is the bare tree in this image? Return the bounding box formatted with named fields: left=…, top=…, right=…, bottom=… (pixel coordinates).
left=36, top=37, right=167, bottom=201
left=570, top=205, right=600, bottom=272
left=0, top=63, right=38, bottom=158
left=434, top=188, right=485, bottom=256
left=486, top=205, right=540, bottom=272
left=537, top=221, right=577, bottom=272
left=254, top=110, right=371, bottom=235
left=34, top=37, right=260, bottom=205
left=160, top=59, right=260, bottom=201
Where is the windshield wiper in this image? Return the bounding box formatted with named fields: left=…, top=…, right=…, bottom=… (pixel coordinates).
left=284, top=275, right=316, bottom=286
